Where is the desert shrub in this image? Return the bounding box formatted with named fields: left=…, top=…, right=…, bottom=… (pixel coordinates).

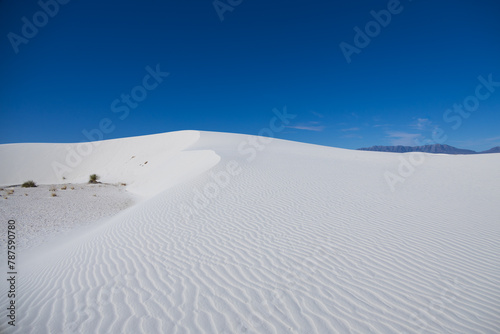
left=61, top=185, right=67, bottom=190
left=89, top=174, right=100, bottom=184
left=22, top=180, right=37, bottom=188
left=51, top=192, right=57, bottom=197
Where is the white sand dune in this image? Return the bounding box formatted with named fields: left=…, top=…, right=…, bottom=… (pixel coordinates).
left=1, top=130, right=499, bottom=333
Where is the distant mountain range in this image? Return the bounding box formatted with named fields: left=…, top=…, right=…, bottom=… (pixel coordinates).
left=358, top=144, right=500, bottom=155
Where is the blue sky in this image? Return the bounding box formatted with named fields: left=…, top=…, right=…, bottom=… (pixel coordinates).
left=1, top=0, right=499, bottom=151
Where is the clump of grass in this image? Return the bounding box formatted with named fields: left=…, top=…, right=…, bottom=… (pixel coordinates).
left=89, top=174, right=100, bottom=184
left=70, top=186, right=75, bottom=190
left=22, top=180, right=37, bottom=188
left=3, top=196, right=7, bottom=199
left=6, top=189, right=14, bottom=195
left=120, top=182, right=127, bottom=186
left=61, top=185, right=67, bottom=190
left=49, top=186, right=56, bottom=192
left=51, top=192, right=57, bottom=197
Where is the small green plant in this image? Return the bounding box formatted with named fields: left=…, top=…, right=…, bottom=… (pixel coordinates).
left=89, top=174, right=100, bottom=184
left=22, top=180, right=37, bottom=188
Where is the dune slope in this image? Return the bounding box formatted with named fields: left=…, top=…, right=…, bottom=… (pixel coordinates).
left=1, top=131, right=499, bottom=333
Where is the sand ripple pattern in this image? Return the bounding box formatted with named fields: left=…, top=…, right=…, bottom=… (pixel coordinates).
left=1, top=135, right=499, bottom=333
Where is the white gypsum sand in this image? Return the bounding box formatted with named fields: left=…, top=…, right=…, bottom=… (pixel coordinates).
left=0, top=183, right=137, bottom=251
left=0, top=130, right=499, bottom=333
